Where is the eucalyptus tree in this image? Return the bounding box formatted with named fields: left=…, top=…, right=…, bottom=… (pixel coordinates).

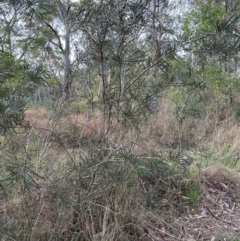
left=29, top=0, right=82, bottom=100
left=1, top=0, right=83, bottom=100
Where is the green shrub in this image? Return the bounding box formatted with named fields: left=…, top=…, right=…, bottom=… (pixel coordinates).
left=231, top=237, right=240, bottom=241
left=0, top=52, right=45, bottom=135
left=182, top=182, right=201, bottom=207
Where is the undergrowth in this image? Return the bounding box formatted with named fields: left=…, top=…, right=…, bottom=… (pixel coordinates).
left=1, top=95, right=240, bottom=240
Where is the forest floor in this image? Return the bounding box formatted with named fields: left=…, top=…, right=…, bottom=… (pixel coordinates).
left=24, top=108, right=240, bottom=241
left=1, top=106, right=240, bottom=241
left=164, top=167, right=240, bottom=241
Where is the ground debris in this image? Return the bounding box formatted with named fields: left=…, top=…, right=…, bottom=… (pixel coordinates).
left=165, top=167, right=240, bottom=241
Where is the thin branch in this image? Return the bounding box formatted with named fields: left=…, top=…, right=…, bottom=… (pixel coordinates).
left=34, top=11, right=64, bottom=51
left=205, top=206, right=240, bottom=230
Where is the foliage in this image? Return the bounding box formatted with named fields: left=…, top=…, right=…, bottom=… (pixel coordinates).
left=77, top=0, right=176, bottom=136
left=1, top=0, right=240, bottom=240
left=231, top=237, right=240, bottom=241
left=182, top=0, right=225, bottom=38
left=182, top=0, right=240, bottom=60
left=182, top=181, right=201, bottom=207
left=0, top=51, right=45, bottom=134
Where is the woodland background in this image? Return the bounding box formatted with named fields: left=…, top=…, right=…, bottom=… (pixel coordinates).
left=1, top=0, right=240, bottom=240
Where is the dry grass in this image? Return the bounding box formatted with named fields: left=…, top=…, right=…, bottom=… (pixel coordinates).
left=1, top=98, right=240, bottom=240
left=210, top=119, right=240, bottom=151
left=25, top=108, right=122, bottom=146
left=1, top=147, right=240, bottom=240
left=25, top=109, right=107, bottom=147
left=24, top=100, right=239, bottom=152
left=140, top=99, right=240, bottom=154
left=25, top=108, right=52, bottom=127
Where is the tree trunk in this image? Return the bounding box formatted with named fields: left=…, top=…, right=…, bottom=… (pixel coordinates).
left=57, top=0, right=72, bottom=100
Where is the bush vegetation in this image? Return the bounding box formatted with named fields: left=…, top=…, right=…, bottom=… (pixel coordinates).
left=1, top=0, right=240, bottom=240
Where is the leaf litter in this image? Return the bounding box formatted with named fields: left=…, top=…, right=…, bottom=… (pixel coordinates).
left=163, top=167, right=240, bottom=241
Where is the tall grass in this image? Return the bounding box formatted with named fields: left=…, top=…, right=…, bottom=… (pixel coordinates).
left=1, top=93, right=240, bottom=240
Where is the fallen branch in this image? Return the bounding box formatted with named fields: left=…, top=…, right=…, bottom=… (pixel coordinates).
left=205, top=206, right=240, bottom=230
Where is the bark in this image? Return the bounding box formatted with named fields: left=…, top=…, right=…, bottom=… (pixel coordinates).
left=57, top=0, right=72, bottom=100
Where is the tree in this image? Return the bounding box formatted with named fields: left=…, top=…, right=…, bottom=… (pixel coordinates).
left=0, top=2, right=21, bottom=53
left=180, top=0, right=240, bottom=106
left=1, top=0, right=82, bottom=100
left=182, top=0, right=240, bottom=67
left=77, top=0, right=176, bottom=137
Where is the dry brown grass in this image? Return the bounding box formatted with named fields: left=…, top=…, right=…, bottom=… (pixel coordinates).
left=209, top=118, right=240, bottom=151
left=25, top=109, right=108, bottom=145
left=139, top=98, right=240, bottom=156
left=1, top=149, right=240, bottom=241
left=2, top=98, right=240, bottom=240
left=25, top=108, right=52, bottom=127
left=24, top=100, right=229, bottom=151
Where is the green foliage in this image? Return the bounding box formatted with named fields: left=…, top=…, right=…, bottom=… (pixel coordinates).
left=2, top=0, right=240, bottom=239
left=171, top=55, right=240, bottom=124
left=182, top=0, right=240, bottom=59
left=0, top=132, right=45, bottom=192
left=175, top=101, right=204, bottom=122
left=182, top=182, right=201, bottom=207
left=0, top=51, right=45, bottom=134
left=78, top=0, right=175, bottom=132
left=61, top=100, right=88, bottom=116
left=127, top=153, right=170, bottom=180
left=231, top=237, right=240, bottom=241
left=182, top=0, right=225, bottom=38
left=5, top=158, right=42, bottom=191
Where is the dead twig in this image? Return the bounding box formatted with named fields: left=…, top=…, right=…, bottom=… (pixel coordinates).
left=205, top=206, right=240, bottom=230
